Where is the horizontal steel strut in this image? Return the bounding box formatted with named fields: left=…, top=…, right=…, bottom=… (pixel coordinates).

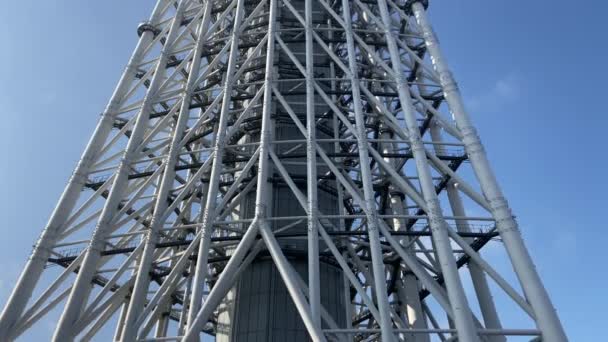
left=0, top=0, right=566, bottom=341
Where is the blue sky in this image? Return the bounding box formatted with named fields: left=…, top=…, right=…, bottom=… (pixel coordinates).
left=0, top=0, right=606, bottom=340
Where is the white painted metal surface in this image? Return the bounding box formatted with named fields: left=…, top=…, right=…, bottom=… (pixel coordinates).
left=0, top=0, right=566, bottom=341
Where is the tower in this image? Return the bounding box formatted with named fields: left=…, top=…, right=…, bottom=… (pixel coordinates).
left=0, top=0, right=568, bottom=341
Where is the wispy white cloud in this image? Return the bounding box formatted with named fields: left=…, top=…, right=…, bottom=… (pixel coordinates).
left=466, top=72, right=521, bottom=112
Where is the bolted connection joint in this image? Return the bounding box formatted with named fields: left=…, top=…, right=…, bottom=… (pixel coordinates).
left=403, top=0, right=429, bottom=16
left=137, top=21, right=160, bottom=37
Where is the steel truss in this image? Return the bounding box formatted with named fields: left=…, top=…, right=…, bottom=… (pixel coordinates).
left=0, top=0, right=567, bottom=341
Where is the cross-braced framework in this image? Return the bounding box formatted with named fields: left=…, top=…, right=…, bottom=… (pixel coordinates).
left=0, top=0, right=567, bottom=341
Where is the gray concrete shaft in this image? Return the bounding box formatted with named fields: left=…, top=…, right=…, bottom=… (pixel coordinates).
left=217, top=1, right=347, bottom=340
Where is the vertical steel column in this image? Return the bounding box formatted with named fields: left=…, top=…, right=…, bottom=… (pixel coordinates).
left=183, top=0, right=277, bottom=339
left=305, top=0, right=321, bottom=328
left=379, top=120, right=429, bottom=342
left=430, top=121, right=505, bottom=342
left=0, top=1, right=169, bottom=338
left=183, top=220, right=261, bottom=341
left=187, top=0, right=246, bottom=326
left=53, top=1, right=187, bottom=340
left=340, top=1, right=395, bottom=340
left=258, top=222, right=327, bottom=342
left=327, top=15, right=351, bottom=330
left=393, top=205, right=430, bottom=342
left=178, top=263, right=195, bottom=335
left=411, top=2, right=568, bottom=340
left=119, top=2, right=211, bottom=340
left=375, top=0, right=479, bottom=340
left=381, top=134, right=430, bottom=342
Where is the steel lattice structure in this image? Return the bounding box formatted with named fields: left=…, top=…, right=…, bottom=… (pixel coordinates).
left=0, top=0, right=567, bottom=341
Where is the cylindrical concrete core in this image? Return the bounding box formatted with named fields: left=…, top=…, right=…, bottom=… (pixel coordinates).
left=216, top=1, right=347, bottom=341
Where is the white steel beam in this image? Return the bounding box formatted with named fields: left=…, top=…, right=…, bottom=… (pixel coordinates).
left=187, top=0, right=247, bottom=326
left=411, top=2, right=567, bottom=341
left=340, top=0, right=395, bottom=339
left=430, top=121, right=505, bottom=342
left=375, top=0, right=479, bottom=340
left=0, top=1, right=170, bottom=338
left=119, top=3, right=212, bottom=339
left=0, top=1, right=568, bottom=341
left=52, top=1, right=190, bottom=340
